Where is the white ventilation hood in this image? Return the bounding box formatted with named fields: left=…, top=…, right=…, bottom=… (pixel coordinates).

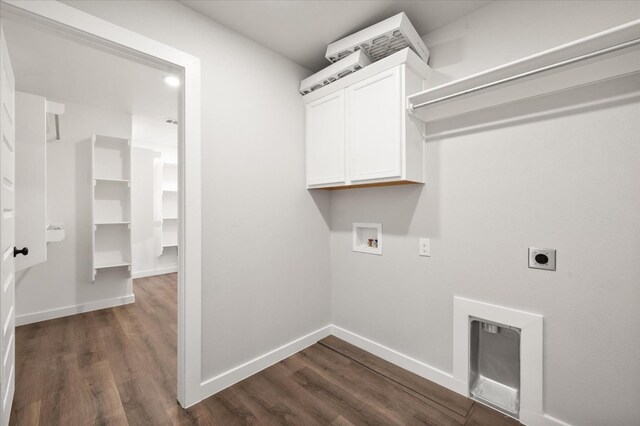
left=300, top=50, right=371, bottom=95
left=325, top=12, right=429, bottom=65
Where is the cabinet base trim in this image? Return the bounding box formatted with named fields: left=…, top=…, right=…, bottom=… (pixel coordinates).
left=324, top=180, right=423, bottom=190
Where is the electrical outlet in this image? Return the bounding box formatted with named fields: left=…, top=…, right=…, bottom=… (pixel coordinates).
left=419, top=238, right=431, bottom=257
left=528, top=247, right=556, bottom=271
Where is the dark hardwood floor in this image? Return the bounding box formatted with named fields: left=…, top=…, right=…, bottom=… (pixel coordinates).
left=10, top=273, right=519, bottom=425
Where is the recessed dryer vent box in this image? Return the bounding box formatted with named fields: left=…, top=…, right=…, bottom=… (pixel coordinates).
left=353, top=223, right=382, bottom=255
left=325, top=12, right=430, bottom=65
left=299, top=51, right=371, bottom=95
left=469, top=318, right=521, bottom=419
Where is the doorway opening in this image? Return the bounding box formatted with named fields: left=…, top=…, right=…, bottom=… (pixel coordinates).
left=0, top=1, right=202, bottom=421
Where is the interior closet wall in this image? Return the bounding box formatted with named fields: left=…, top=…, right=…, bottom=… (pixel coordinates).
left=16, top=100, right=133, bottom=323
left=63, top=0, right=332, bottom=382
left=330, top=2, right=640, bottom=425
left=131, top=147, right=178, bottom=277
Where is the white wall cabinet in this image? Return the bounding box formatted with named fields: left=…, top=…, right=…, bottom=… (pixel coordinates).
left=349, top=68, right=402, bottom=183
left=303, top=48, right=429, bottom=189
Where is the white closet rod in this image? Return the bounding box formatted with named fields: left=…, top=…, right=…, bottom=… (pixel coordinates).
left=410, top=37, right=640, bottom=111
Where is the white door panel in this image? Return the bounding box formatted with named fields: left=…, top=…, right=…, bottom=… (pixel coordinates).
left=348, top=67, right=402, bottom=182
left=15, top=92, right=47, bottom=270
left=0, top=25, right=16, bottom=425
left=306, top=91, right=346, bottom=186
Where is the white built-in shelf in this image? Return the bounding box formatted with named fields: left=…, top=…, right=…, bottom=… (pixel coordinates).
left=91, top=134, right=133, bottom=282
left=94, top=261, right=131, bottom=270
left=162, top=224, right=178, bottom=247
left=46, top=224, right=65, bottom=243
left=160, top=160, right=178, bottom=254
left=407, top=19, right=640, bottom=123
left=94, top=177, right=130, bottom=183
left=94, top=181, right=131, bottom=223
left=93, top=135, right=131, bottom=180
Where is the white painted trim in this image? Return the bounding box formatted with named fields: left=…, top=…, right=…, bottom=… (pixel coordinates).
left=2, top=0, right=202, bottom=407
left=453, top=297, right=544, bottom=425
left=16, top=294, right=135, bottom=326
left=518, top=411, right=573, bottom=426
left=200, top=325, right=332, bottom=399
left=538, top=413, right=573, bottom=426
left=132, top=266, right=178, bottom=279
left=330, top=325, right=465, bottom=394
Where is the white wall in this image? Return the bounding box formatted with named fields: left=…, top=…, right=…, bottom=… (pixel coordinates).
left=132, top=114, right=178, bottom=163
left=331, top=2, right=640, bottom=425
left=15, top=100, right=132, bottom=322
left=63, top=0, right=332, bottom=382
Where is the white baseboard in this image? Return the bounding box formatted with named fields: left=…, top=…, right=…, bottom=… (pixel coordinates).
left=330, top=325, right=570, bottom=426
left=16, top=294, right=135, bottom=326
left=132, top=266, right=178, bottom=279
left=197, top=324, right=570, bottom=426
left=199, top=325, right=332, bottom=399
left=521, top=410, right=573, bottom=426
left=329, top=325, right=466, bottom=394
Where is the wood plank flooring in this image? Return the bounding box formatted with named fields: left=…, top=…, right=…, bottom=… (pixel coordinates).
left=10, top=273, right=520, bottom=425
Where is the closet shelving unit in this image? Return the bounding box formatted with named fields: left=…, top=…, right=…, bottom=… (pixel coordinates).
left=161, top=161, right=178, bottom=251
left=91, top=135, right=133, bottom=281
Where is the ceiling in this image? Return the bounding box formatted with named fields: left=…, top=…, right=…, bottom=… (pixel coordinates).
left=180, top=0, right=491, bottom=72
left=1, top=17, right=179, bottom=120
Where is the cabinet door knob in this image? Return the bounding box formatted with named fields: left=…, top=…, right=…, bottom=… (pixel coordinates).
left=13, top=247, right=29, bottom=257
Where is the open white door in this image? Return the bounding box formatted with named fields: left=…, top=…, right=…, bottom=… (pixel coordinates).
left=15, top=91, right=48, bottom=271
left=0, top=25, right=16, bottom=425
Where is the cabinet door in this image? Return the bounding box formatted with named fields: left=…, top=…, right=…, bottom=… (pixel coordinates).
left=306, top=91, right=346, bottom=187
left=348, top=67, right=402, bottom=182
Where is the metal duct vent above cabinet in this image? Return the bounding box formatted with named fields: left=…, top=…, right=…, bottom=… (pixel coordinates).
left=325, top=12, right=429, bottom=64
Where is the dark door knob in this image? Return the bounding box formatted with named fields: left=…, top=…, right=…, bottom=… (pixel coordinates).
left=13, top=247, right=28, bottom=257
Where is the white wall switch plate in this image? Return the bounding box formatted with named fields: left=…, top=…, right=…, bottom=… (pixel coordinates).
left=528, top=247, right=556, bottom=271
left=419, top=238, right=431, bottom=257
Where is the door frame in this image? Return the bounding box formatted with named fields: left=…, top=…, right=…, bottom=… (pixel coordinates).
left=0, top=0, right=203, bottom=407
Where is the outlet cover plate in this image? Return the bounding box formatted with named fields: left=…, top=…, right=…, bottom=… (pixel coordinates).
left=528, top=247, right=556, bottom=271
left=419, top=238, right=431, bottom=257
